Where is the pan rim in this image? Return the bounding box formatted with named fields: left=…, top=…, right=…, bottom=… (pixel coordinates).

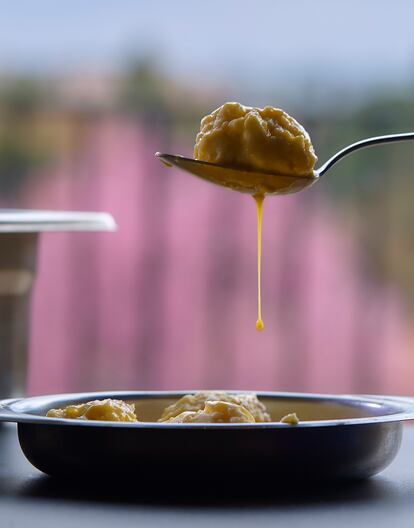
left=1, top=390, right=413, bottom=429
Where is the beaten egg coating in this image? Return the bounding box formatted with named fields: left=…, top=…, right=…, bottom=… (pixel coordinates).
left=164, top=400, right=256, bottom=424
left=46, top=398, right=138, bottom=422
left=194, top=102, right=317, bottom=176
left=280, top=412, right=299, bottom=425
left=158, top=391, right=271, bottom=423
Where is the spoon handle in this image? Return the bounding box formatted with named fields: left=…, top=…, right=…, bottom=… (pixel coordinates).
left=318, top=132, right=414, bottom=177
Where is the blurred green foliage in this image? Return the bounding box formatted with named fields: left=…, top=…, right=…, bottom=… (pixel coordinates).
left=0, top=79, right=52, bottom=196
left=0, top=78, right=47, bottom=117
left=312, top=92, right=414, bottom=309
left=0, top=132, right=48, bottom=195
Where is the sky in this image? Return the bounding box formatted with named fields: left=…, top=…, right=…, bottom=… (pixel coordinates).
left=1, top=0, right=414, bottom=98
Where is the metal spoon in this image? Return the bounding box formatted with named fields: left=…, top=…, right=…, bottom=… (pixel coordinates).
left=155, top=132, right=414, bottom=196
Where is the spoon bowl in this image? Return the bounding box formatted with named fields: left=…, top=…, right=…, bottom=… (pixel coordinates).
left=155, top=153, right=318, bottom=195
left=156, top=132, right=414, bottom=196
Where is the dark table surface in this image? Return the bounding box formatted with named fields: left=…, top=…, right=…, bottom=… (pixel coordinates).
left=2, top=422, right=414, bottom=527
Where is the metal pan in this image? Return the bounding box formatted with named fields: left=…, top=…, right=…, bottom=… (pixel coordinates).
left=0, top=391, right=413, bottom=482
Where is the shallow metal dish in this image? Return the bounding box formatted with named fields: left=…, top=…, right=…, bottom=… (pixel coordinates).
left=0, top=391, right=413, bottom=481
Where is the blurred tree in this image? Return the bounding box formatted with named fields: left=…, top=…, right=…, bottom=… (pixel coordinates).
left=315, top=91, right=414, bottom=311
left=0, top=78, right=53, bottom=197
left=0, top=131, right=48, bottom=196
left=117, top=58, right=170, bottom=125
left=0, top=78, right=46, bottom=117
left=116, top=57, right=210, bottom=146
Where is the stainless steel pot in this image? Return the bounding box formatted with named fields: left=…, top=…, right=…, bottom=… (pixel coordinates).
left=0, top=210, right=115, bottom=397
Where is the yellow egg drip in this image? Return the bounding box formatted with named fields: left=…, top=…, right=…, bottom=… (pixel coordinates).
left=254, top=194, right=264, bottom=331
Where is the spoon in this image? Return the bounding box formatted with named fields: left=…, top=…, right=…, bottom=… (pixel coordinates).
left=155, top=132, right=414, bottom=195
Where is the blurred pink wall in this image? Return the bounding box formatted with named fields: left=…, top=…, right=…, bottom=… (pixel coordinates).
left=23, top=117, right=414, bottom=396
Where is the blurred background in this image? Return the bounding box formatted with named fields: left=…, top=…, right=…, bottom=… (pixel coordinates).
left=1, top=0, right=414, bottom=395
